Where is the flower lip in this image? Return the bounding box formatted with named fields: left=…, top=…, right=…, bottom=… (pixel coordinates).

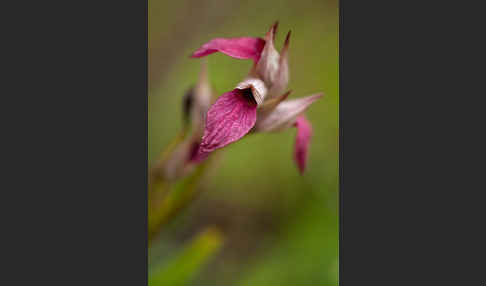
left=193, top=89, right=258, bottom=161
left=238, top=88, right=258, bottom=106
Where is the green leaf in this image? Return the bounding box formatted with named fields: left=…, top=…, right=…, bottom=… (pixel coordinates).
left=149, top=227, right=224, bottom=286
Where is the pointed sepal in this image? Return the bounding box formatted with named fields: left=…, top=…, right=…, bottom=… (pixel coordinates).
left=254, top=22, right=280, bottom=86
left=268, top=30, right=291, bottom=97
left=254, top=93, right=323, bottom=132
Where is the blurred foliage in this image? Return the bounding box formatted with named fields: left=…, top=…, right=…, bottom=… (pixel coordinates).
left=149, top=0, right=338, bottom=285
left=150, top=227, right=224, bottom=286
left=149, top=153, right=215, bottom=242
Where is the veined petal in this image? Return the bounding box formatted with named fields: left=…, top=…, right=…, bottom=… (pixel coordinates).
left=193, top=89, right=257, bottom=161
left=293, top=115, right=312, bottom=174
left=254, top=93, right=323, bottom=132
left=191, top=37, right=265, bottom=62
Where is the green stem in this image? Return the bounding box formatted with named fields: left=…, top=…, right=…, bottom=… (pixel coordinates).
left=149, top=159, right=211, bottom=242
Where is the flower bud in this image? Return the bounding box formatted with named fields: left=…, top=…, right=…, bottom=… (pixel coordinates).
left=193, top=62, right=212, bottom=134
left=159, top=62, right=213, bottom=180
left=182, top=87, right=195, bottom=128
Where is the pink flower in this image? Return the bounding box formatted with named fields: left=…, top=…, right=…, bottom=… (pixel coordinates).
left=190, top=22, right=323, bottom=173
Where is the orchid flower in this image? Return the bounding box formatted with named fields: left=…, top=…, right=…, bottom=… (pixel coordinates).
left=190, top=22, right=323, bottom=173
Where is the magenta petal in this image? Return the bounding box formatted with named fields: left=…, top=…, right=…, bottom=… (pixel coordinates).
left=191, top=37, right=266, bottom=62
left=195, top=90, right=257, bottom=160
left=293, top=115, right=313, bottom=174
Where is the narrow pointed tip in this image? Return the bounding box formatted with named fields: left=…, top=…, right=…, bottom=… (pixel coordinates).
left=272, top=21, right=279, bottom=39
left=310, top=92, right=325, bottom=101
left=281, top=30, right=291, bottom=56
left=279, top=90, right=292, bottom=103
left=266, top=21, right=279, bottom=41
left=285, top=30, right=291, bottom=45
left=294, top=92, right=324, bottom=108
left=301, top=92, right=325, bottom=108
left=295, top=150, right=307, bottom=174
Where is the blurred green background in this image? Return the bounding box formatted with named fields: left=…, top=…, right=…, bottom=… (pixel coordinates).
left=149, top=0, right=338, bottom=285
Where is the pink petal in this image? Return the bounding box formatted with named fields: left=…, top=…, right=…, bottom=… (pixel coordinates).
left=293, top=115, right=313, bottom=174
left=193, top=90, right=257, bottom=161
left=191, top=37, right=266, bottom=62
